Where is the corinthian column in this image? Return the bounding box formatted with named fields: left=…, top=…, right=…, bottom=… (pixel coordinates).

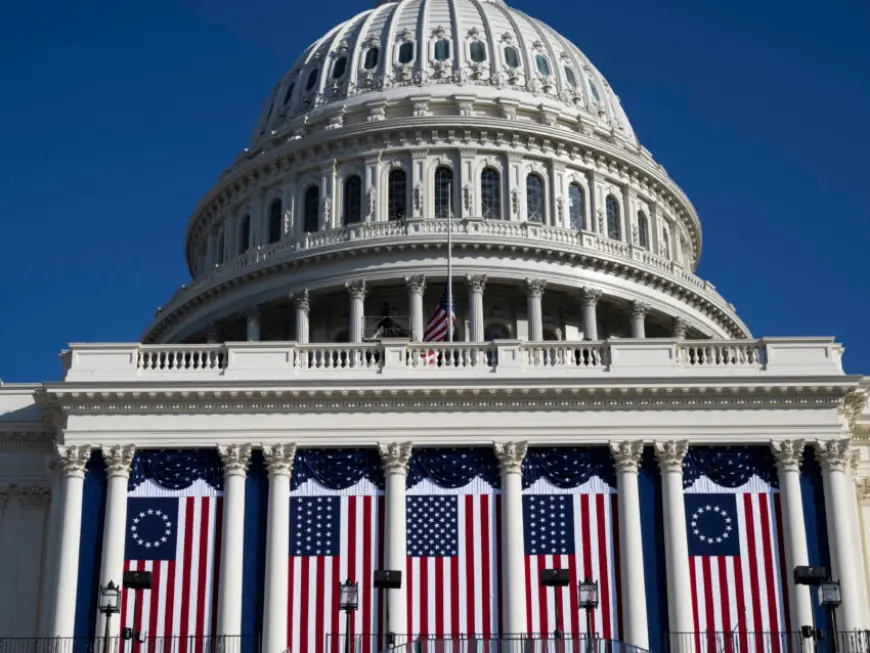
left=262, top=444, right=297, bottom=653
left=378, top=442, right=413, bottom=637
left=610, top=441, right=648, bottom=650
left=467, top=275, right=487, bottom=342
left=405, top=276, right=426, bottom=341
left=95, top=445, right=135, bottom=641
left=654, top=440, right=694, bottom=644
left=347, top=280, right=367, bottom=343
left=217, top=444, right=252, bottom=637
left=630, top=301, right=649, bottom=339
left=525, top=279, right=546, bottom=341
left=581, top=288, right=601, bottom=341
left=293, top=290, right=310, bottom=344
left=51, top=445, right=92, bottom=638
left=494, top=441, right=528, bottom=635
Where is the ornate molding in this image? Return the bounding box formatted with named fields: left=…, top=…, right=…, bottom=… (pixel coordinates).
left=840, top=389, right=869, bottom=435
left=815, top=439, right=851, bottom=473
left=0, top=485, right=52, bottom=510
left=378, top=442, right=413, bottom=475
left=493, top=440, right=528, bottom=475
left=405, top=274, right=426, bottom=295
left=346, top=279, right=367, bottom=300
left=525, top=278, right=547, bottom=299
left=57, top=445, right=92, bottom=479
left=218, top=444, right=253, bottom=476
left=610, top=440, right=644, bottom=473
left=654, top=440, right=689, bottom=473
left=581, top=288, right=602, bottom=306
left=631, top=300, right=650, bottom=319
left=466, top=274, right=487, bottom=294
left=673, top=317, right=688, bottom=339
left=770, top=439, right=805, bottom=474
left=262, top=443, right=297, bottom=477
left=292, top=289, right=310, bottom=312
left=102, top=444, right=135, bottom=478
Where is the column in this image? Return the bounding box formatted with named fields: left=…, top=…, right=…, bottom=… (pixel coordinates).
left=293, top=290, right=310, bottom=344
left=630, top=301, right=649, bottom=339
left=262, top=444, right=297, bottom=653
left=581, top=288, right=601, bottom=341
left=494, top=441, right=528, bottom=635
left=246, top=308, right=261, bottom=342
left=95, top=445, right=135, bottom=641
left=364, top=155, right=380, bottom=222
left=815, top=439, right=863, bottom=632
left=525, top=279, right=546, bottom=341
left=206, top=324, right=220, bottom=344
left=673, top=317, right=688, bottom=340
left=654, top=440, right=694, bottom=643
left=405, top=276, right=426, bottom=341
left=39, top=457, right=63, bottom=636
left=347, top=280, right=367, bottom=343
left=217, top=444, right=252, bottom=637
left=378, top=442, right=413, bottom=637
left=848, top=457, right=870, bottom=628
left=770, top=440, right=815, bottom=638
left=50, top=445, right=92, bottom=638
left=610, top=441, right=649, bottom=650
left=467, top=275, right=487, bottom=341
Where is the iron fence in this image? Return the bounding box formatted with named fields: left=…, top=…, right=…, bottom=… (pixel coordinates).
left=323, top=635, right=649, bottom=653
left=667, top=631, right=870, bottom=653
left=0, top=637, right=257, bottom=653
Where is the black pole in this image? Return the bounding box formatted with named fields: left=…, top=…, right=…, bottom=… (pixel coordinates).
left=102, top=611, right=112, bottom=653
left=586, top=609, right=594, bottom=653
left=554, top=592, right=563, bottom=640
left=829, top=606, right=839, bottom=653
left=344, top=610, right=352, bottom=653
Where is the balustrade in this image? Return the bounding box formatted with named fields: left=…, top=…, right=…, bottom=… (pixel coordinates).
left=137, top=345, right=226, bottom=372
left=678, top=341, right=765, bottom=367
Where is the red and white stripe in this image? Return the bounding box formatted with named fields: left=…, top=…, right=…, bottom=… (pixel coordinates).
left=406, top=493, right=501, bottom=637
left=121, top=495, right=222, bottom=653
left=524, top=493, right=621, bottom=640
left=287, top=495, right=384, bottom=653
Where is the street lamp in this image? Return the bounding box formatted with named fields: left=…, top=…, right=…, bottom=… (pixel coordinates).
left=578, top=578, right=599, bottom=653
left=818, top=581, right=842, bottom=653
left=340, top=579, right=360, bottom=653
left=99, top=581, right=121, bottom=653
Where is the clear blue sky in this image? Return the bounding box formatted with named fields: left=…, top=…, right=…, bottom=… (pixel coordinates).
left=1, top=0, right=868, bottom=382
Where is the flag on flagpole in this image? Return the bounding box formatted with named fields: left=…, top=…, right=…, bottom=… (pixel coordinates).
left=422, top=287, right=456, bottom=364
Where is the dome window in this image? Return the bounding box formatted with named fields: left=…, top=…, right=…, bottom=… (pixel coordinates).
left=662, top=225, right=672, bottom=259
left=388, top=169, right=408, bottom=220
left=589, top=80, right=601, bottom=102
left=470, top=41, right=486, bottom=63
left=216, top=230, right=225, bottom=265
left=504, top=46, right=520, bottom=68
left=568, top=184, right=584, bottom=230
left=304, top=186, right=320, bottom=233
left=398, top=42, right=414, bottom=65
left=637, top=211, right=649, bottom=250
left=535, top=54, right=551, bottom=76
left=364, top=47, right=379, bottom=70
left=565, top=66, right=577, bottom=88
left=282, top=82, right=295, bottom=105
left=268, top=199, right=283, bottom=244
left=606, top=195, right=621, bottom=240
left=481, top=168, right=501, bottom=220
left=434, top=39, right=451, bottom=62
left=434, top=166, right=455, bottom=218
left=305, top=68, right=319, bottom=92
left=332, top=57, right=348, bottom=79
left=344, top=176, right=362, bottom=225
left=526, top=174, right=545, bottom=223
left=239, top=215, right=251, bottom=254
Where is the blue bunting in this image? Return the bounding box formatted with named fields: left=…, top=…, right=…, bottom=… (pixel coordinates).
left=523, top=447, right=616, bottom=489
left=684, top=446, right=778, bottom=488
left=407, top=448, right=501, bottom=489
left=291, top=449, right=384, bottom=490
left=128, top=450, right=224, bottom=491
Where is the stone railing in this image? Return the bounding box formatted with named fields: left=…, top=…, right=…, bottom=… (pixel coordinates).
left=60, top=338, right=844, bottom=383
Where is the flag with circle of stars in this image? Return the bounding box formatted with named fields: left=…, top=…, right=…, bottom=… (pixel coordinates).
left=685, top=494, right=740, bottom=557
left=125, top=498, right=179, bottom=561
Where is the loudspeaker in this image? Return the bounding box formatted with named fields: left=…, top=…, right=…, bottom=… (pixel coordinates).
left=373, top=569, right=402, bottom=589
left=540, top=569, right=570, bottom=587
left=123, top=570, right=153, bottom=590
left=794, top=566, right=828, bottom=586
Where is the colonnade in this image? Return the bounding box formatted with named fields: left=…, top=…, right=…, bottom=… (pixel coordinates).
left=44, top=439, right=867, bottom=652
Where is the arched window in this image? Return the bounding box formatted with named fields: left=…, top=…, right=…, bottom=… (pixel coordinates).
left=305, top=68, right=319, bottom=91
left=536, top=54, right=551, bottom=76
left=239, top=215, right=251, bottom=254
left=504, top=46, right=520, bottom=68
left=388, top=169, right=407, bottom=220
left=481, top=168, right=501, bottom=220
left=526, top=174, right=545, bottom=222
left=589, top=80, right=601, bottom=102
left=282, top=82, right=295, bottom=105
left=364, top=47, right=379, bottom=70
left=564, top=67, right=577, bottom=87
left=268, top=199, right=282, bottom=244
left=568, top=184, right=584, bottom=230
left=470, top=42, right=486, bottom=63
left=398, top=42, right=414, bottom=64
left=434, top=40, right=450, bottom=61
left=303, top=186, right=319, bottom=233
left=332, top=57, right=348, bottom=79
left=605, top=195, right=620, bottom=239
left=344, top=175, right=362, bottom=225
left=662, top=226, right=672, bottom=259
left=216, top=230, right=225, bottom=265
left=637, top=211, right=649, bottom=249
left=434, top=166, right=454, bottom=218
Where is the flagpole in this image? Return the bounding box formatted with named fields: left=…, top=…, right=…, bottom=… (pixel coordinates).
left=447, top=180, right=453, bottom=343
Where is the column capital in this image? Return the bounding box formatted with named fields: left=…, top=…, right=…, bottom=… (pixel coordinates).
left=770, top=439, right=805, bottom=473
left=494, top=441, right=528, bottom=475
left=346, top=279, right=367, bottom=300
left=814, top=438, right=852, bottom=472
left=218, top=444, right=253, bottom=476
left=653, top=440, right=689, bottom=473
left=610, top=440, right=644, bottom=473
left=378, top=442, right=413, bottom=475
left=262, top=443, right=297, bottom=477
left=292, top=289, right=310, bottom=312
left=466, top=274, right=488, bottom=294
left=405, top=275, right=426, bottom=295
left=57, top=445, right=92, bottom=479
left=581, top=288, right=602, bottom=306
left=631, top=300, right=650, bottom=319
left=525, top=278, right=546, bottom=299
left=101, top=445, right=135, bottom=478
left=673, top=317, right=688, bottom=339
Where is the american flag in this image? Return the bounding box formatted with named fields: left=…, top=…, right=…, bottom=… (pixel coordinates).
left=406, top=493, right=501, bottom=637
left=122, top=492, right=222, bottom=653
left=523, top=492, right=621, bottom=638
left=685, top=485, right=790, bottom=653
left=287, top=494, right=383, bottom=653
left=421, top=287, right=456, bottom=363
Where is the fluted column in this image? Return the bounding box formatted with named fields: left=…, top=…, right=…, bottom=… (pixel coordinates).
left=378, top=442, right=413, bottom=636
left=581, top=289, right=601, bottom=341
left=815, top=439, right=863, bottom=632
left=630, top=301, right=649, bottom=339
left=95, top=445, right=135, bottom=641
left=526, top=279, right=546, bottom=341
left=246, top=308, right=261, bottom=342
left=494, top=441, right=528, bottom=635
left=610, top=441, right=648, bottom=650
left=848, top=458, right=870, bottom=629
left=654, top=440, right=694, bottom=641
left=467, top=275, right=487, bottom=342
left=347, top=280, right=367, bottom=343
left=293, top=291, right=310, bottom=344
left=51, top=445, right=92, bottom=638
left=673, top=317, right=688, bottom=340
left=405, top=276, right=426, bottom=341
left=39, top=457, right=63, bottom=636
left=217, top=444, right=252, bottom=637
left=770, top=440, right=814, bottom=636
left=262, top=444, right=297, bottom=653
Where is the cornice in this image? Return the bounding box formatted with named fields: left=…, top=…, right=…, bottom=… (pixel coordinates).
left=0, top=422, right=53, bottom=452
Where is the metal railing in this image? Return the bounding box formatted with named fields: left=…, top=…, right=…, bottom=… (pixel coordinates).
left=0, top=637, right=257, bottom=653
left=323, top=635, right=649, bottom=653
left=667, top=631, right=870, bottom=653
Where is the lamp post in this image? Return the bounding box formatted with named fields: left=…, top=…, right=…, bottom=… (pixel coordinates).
left=99, top=581, right=121, bottom=653
left=578, top=578, right=599, bottom=653
left=340, top=579, right=360, bottom=653
left=818, top=581, right=842, bottom=653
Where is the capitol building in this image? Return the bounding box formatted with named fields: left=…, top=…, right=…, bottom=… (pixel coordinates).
left=1, top=1, right=869, bottom=653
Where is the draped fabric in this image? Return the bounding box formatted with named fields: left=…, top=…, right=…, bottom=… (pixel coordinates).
left=129, top=450, right=224, bottom=492
left=684, top=446, right=778, bottom=489
left=407, top=448, right=501, bottom=489
left=523, top=447, right=616, bottom=489
left=291, top=449, right=384, bottom=491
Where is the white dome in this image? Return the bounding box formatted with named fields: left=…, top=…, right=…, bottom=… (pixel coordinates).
left=250, top=0, right=635, bottom=146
